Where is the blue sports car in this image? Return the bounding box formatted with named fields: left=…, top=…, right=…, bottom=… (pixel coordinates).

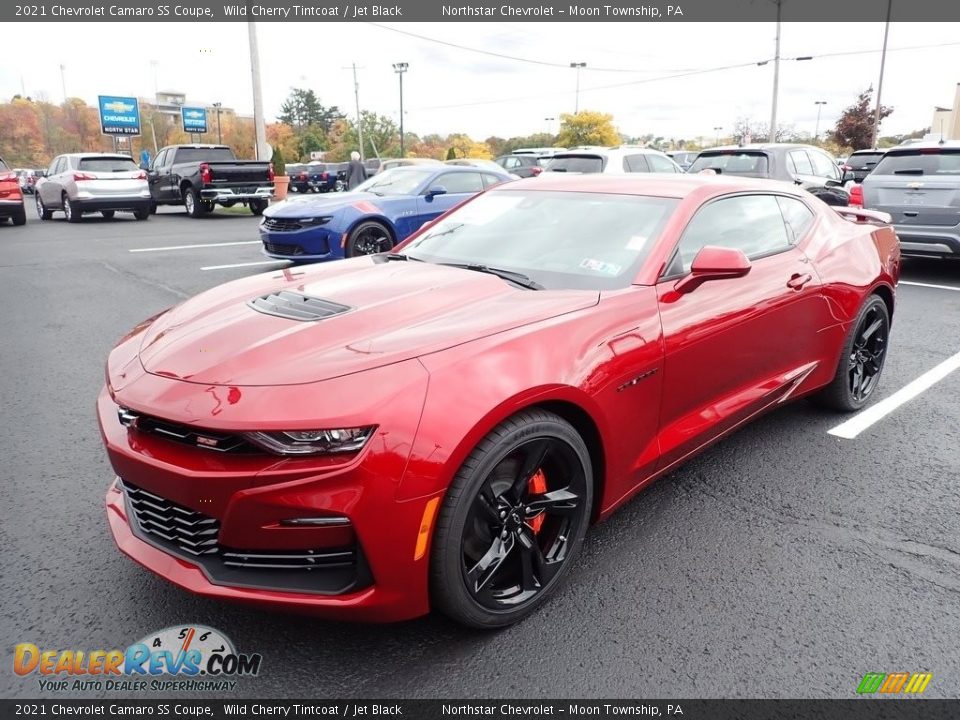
left=260, top=165, right=514, bottom=262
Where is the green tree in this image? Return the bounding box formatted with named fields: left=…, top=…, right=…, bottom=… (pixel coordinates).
left=831, top=87, right=893, bottom=151
left=277, top=88, right=345, bottom=132
left=446, top=146, right=457, bottom=160
left=557, top=111, right=619, bottom=147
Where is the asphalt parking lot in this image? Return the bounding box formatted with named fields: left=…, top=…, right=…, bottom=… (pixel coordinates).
left=1, top=205, right=959, bottom=699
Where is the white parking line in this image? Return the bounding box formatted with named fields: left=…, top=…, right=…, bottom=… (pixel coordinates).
left=900, top=280, right=960, bottom=292
left=130, top=240, right=261, bottom=253
left=201, top=260, right=291, bottom=271
left=828, top=350, right=960, bottom=439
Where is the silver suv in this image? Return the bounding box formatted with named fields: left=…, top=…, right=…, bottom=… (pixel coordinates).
left=35, top=153, right=151, bottom=223
left=543, top=146, right=683, bottom=175
left=861, top=141, right=960, bottom=258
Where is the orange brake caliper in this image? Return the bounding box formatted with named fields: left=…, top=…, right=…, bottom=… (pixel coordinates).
left=527, top=469, right=547, bottom=534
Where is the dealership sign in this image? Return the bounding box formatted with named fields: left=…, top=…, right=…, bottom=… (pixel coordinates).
left=181, top=106, right=208, bottom=134
left=98, top=95, right=140, bottom=136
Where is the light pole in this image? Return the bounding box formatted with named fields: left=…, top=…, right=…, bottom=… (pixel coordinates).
left=871, top=0, right=893, bottom=149
left=767, top=0, right=782, bottom=142
left=59, top=64, right=67, bottom=102
left=212, top=102, right=223, bottom=144
left=714, top=126, right=723, bottom=146
left=570, top=62, right=586, bottom=114
left=813, top=100, right=827, bottom=141
left=393, top=62, right=408, bottom=158
left=545, top=116, right=555, bottom=136
left=248, top=22, right=268, bottom=161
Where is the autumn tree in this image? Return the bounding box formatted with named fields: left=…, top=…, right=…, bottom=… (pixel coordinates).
left=832, top=87, right=893, bottom=151
left=557, top=111, right=619, bottom=148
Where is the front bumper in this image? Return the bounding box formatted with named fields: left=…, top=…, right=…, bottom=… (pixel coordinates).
left=98, top=356, right=437, bottom=621
left=259, top=226, right=344, bottom=262
left=200, top=186, right=274, bottom=203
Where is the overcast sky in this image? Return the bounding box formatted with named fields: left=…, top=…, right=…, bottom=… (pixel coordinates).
left=3, top=21, right=959, bottom=141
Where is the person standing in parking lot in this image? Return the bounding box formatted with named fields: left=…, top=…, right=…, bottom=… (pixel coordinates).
left=346, top=151, right=366, bottom=190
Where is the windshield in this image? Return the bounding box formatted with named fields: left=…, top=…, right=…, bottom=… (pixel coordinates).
left=402, top=190, right=678, bottom=290
left=544, top=155, right=606, bottom=173
left=354, top=167, right=433, bottom=196
left=688, top=152, right=770, bottom=177
left=872, top=149, right=960, bottom=176
left=846, top=152, right=884, bottom=170
left=78, top=157, right=139, bottom=172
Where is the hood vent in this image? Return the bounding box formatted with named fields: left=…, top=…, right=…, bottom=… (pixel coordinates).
left=248, top=290, right=351, bottom=322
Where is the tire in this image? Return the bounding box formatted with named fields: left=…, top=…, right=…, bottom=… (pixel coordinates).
left=63, top=195, right=82, bottom=223
left=183, top=187, right=207, bottom=218
left=430, top=409, right=593, bottom=629
left=12, top=205, right=27, bottom=226
left=249, top=199, right=268, bottom=216
left=36, top=194, right=52, bottom=220
left=133, top=206, right=150, bottom=221
left=812, top=294, right=890, bottom=412
left=100, top=210, right=115, bottom=219
left=345, top=221, right=392, bottom=257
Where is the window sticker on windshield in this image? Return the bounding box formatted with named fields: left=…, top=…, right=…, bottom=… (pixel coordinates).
left=625, top=235, right=648, bottom=251
left=579, top=258, right=622, bottom=276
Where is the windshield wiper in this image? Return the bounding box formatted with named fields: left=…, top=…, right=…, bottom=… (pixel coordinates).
left=893, top=168, right=924, bottom=175
left=381, top=253, right=424, bottom=262
left=438, top=262, right=543, bottom=290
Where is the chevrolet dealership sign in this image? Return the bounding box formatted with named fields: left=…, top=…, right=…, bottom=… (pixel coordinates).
left=98, top=95, right=141, bottom=136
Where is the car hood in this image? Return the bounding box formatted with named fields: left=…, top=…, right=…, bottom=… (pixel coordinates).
left=264, top=192, right=383, bottom=218
left=138, top=258, right=599, bottom=386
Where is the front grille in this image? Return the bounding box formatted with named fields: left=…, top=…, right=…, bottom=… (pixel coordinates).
left=121, top=480, right=368, bottom=594
left=123, top=481, right=220, bottom=556
left=248, top=290, right=351, bottom=322
left=263, top=241, right=305, bottom=256
left=263, top=217, right=303, bottom=232
left=117, top=408, right=256, bottom=454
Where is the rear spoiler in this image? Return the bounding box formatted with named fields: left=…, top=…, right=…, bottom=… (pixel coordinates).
left=834, top=207, right=892, bottom=225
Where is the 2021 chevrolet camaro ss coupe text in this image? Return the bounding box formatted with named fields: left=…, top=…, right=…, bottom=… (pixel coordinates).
left=100, top=175, right=900, bottom=628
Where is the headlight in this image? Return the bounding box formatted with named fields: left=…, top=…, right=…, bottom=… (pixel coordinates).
left=243, top=426, right=376, bottom=455
left=300, top=216, right=331, bottom=225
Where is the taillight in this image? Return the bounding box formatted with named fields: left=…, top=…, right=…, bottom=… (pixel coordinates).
left=530, top=166, right=543, bottom=176
left=321, top=172, right=329, bottom=181
left=268, top=162, right=275, bottom=181
left=841, top=165, right=852, bottom=172
left=0, top=171, right=17, bottom=183
left=73, top=172, right=96, bottom=181
left=199, top=163, right=212, bottom=184
left=848, top=184, right=863, bottom=208
left=136, top=171, right=147, bottom=180
left=299, top=171, right=307, bottom=180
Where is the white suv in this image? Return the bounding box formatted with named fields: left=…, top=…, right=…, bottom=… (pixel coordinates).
left=542, top=146, right=683, bottom=175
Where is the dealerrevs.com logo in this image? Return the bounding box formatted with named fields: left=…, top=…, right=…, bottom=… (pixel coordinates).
left=14, top=625, right=262, bottom=692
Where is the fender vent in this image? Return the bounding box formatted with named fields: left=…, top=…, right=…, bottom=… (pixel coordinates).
left=248, top=291, right=350, bottom=322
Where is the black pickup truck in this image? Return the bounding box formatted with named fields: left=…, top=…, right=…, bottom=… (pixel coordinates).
left=148, top=144, right=274, bottom=217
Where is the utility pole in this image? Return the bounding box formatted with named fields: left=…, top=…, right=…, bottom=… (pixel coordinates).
left=813, top=100, right=827, bottom=140
left=59, top=64, right=67, bottom=102
left=213, top=102, right=223, bottom=144
left=714, top=126, right=723, bottom=146
left=570, top=62, right=586, bottom=114
left=393, top=63, right=408, bottom=158
left=342, top=63, right=365, bottom=163
left=871, top=0, right=893, bottom=149
left=248, top=21, right=268, bottom=161
left=767, top=0, right=782, bottom=143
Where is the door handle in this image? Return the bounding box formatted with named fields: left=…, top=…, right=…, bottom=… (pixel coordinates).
left=787, top=273, right=812, bottom=290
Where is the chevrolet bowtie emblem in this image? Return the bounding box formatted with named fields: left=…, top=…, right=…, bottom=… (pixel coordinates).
left=907, top=182, right=924, bottom=189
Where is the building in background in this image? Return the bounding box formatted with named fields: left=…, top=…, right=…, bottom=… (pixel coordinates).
left=931, top=83, right=960, bottom=140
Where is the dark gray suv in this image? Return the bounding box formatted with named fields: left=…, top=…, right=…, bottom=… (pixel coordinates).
left=861, top=142, right=960, bottom=259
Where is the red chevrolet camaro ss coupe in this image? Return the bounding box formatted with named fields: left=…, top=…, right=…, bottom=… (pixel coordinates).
left=99, top=174, right=900, bottom=628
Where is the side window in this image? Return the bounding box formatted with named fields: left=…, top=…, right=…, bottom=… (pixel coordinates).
left=788, top=150, right=814, bottom=177
left=151, top=149, right=167, bottom=170
left=503, top=157, right=519, bottom=169
left=776, top=196, right=815, bottom=244
left=647, top=154, right=679, bottom=173
left=434, top=172, right=484, bottom=194
left=809, top=150, right=841, bottom=181
left=481, top=173, right=508, bottom=189
left=669, top=195, right=793, bottom=275
left=48, top=157, right=61, bottom=176
left=623, top=154, right=650, bottom=173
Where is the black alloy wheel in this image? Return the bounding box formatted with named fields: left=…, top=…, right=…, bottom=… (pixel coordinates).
left=813, top=294, right=890, bottom=412
left=346, top=221, right=392, bottom=257
left=432, top=409, right=593, bottom=628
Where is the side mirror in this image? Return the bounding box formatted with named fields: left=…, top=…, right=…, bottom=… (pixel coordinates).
left=425, top=185, right=447, bottom=199
left=674, top=246, right=751, bottom=294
